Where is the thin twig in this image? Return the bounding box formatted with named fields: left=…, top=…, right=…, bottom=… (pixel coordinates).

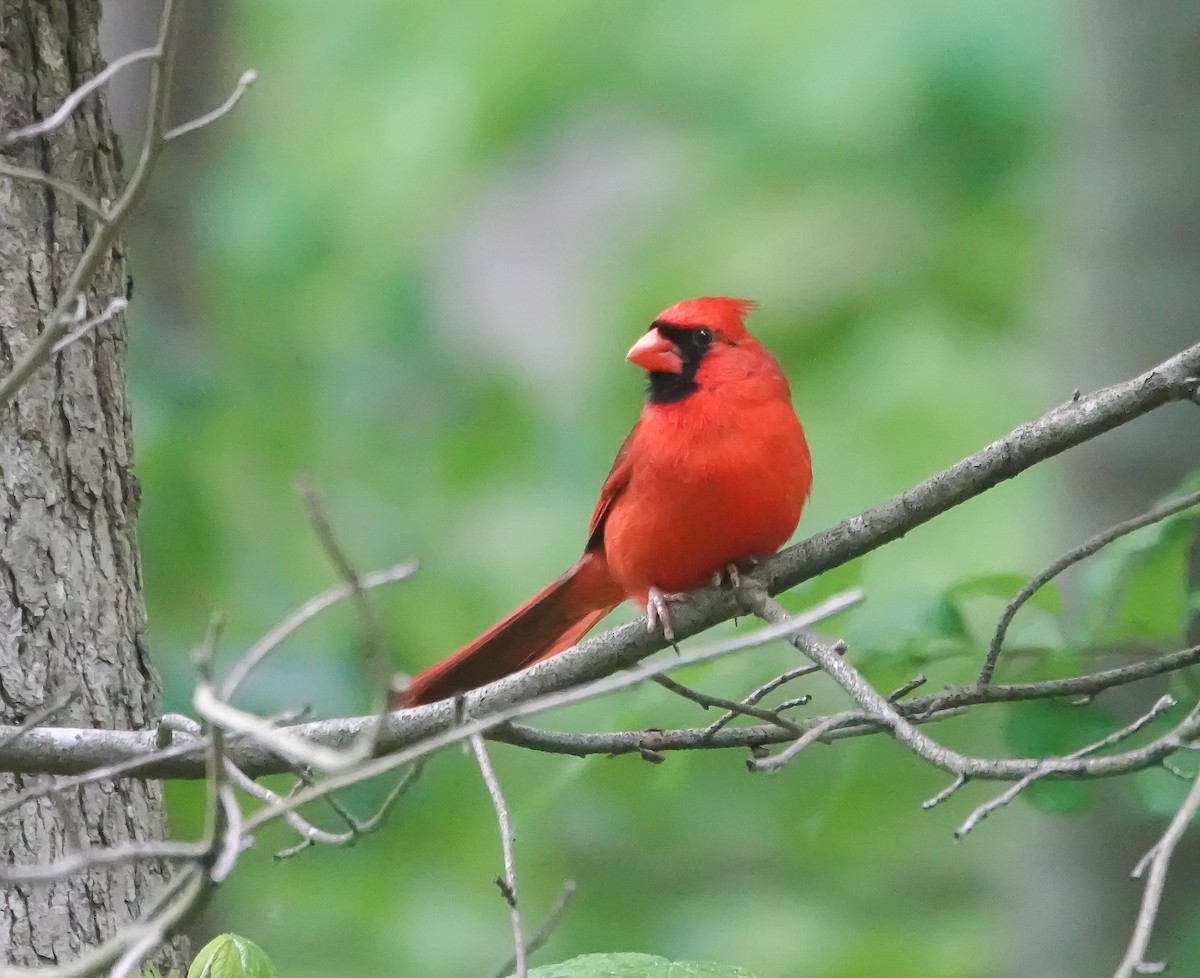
left=268, top=761, right=424, bottom=860
left=1113, top=769, right=1200, bottom=978
left=747, top=713, right=846, bottom=772
left=471, top=736, right=526, bottom=978
left=164, top=69, right=257, bottom=140
left=888, top=675, right=928, bottom=702
left=980, top=489, right=1200, bottom=683
left=2, top=48, right=159, bottom=143
left=955, top=695, right=1179, bottom=838
left=50, top=297, right=128, bottom=352
left=223, top=760, right=349, bottom=851
left=747, top=592, right=1200, bottom=783
left=296, top=479, right=395, bottom=761
left=923, top=775, right=969, bottom=810
left=0, top=162, right=106, bottom=217
left=219, top=560, right=418, bottom=700
left=652, top=675, right=803, bottom=734
left=0, top=0, right=184, bottom=405
left=701, top=660, right=828, bottom=738
left=489, top=881, right=577, bottom=978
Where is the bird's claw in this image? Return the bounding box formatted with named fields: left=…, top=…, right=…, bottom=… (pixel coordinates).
left=711, top=562, right=743, bottom=589
left=646, top=586, right=679, bottom=645
left=711, top=558, right=759, bottom=590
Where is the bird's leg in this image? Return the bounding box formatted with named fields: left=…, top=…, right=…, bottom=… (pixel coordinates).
left=646, top=586, right=681, bottom=648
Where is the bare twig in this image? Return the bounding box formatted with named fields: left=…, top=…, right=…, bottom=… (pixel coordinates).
left=0, top=162, right=106, bottom=217
left=268, top=761, right=423, bottom=860
left=747, top=713, right=847, bottom=771
left=164, top=69, right=257, bottom=140
left=2, top=48, right=158, bottom=143
left=1113, top=769, right=1200, bottom=978
left=51, top=296, right=129, bottom=352
left=747, top=592, right=1200, bottom=783
left=702, top=661, right=826, bottom=738
left=295, top=480, right=396, bottom=760
left=489, top=881, right=577, bottom=978
left=980, top=488, right=1200, bottom=683
left=296, top=480, right=388, bottom=682
left=652, top=675, right=803, bottom=734
left=471, top=735, right=526, bottom=978
left=0, top=0, right=184, bottom=406
left=223, top=760, right=349, bottom=852
left=219, top=560, right=418, bottom=700
left=955, top=695, right=1179, bottom=838
left=923, top=775, right=969, bottom=810
left=888, top=675, right=928, bottom=702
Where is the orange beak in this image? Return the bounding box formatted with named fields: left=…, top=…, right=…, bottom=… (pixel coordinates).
left=626, top=327, right=683, bottom=374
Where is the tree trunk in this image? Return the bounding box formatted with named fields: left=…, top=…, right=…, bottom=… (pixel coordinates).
left=0, top=1, right=186, bottom=971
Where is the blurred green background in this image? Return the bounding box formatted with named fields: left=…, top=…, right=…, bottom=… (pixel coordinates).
left=99, top=1, right=1200, bottom=976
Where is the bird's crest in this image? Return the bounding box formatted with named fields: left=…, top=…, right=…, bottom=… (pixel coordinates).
left=653, top=297, right=757, bottom=338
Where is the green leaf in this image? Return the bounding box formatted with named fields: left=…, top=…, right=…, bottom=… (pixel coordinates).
left=1083, top=510, right=1198, bottom=645
left=521, top=953, right=765, bottom=978
left=946, top=572, right=1062, bottom=617
left=187, top=935, right=277, bottom=978
left=1133, top=766, right=1200, bottom=820
left=1003, top=700, right=1118, bottom=815
left=1106, top=518, right=1195, bottom=643
left=923, top=595, right=971, bottom=643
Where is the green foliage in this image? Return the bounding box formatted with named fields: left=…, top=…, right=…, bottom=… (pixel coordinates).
left=517, top=954, right=763, bottom=978
left=1135, top=762, right=1200, bottom=822
left=1003, top=700, right=1117, bottom=814
left=187, top=935, right=277, bottom=978
left=1081, top=511, right=1198, bottom=646
left=134, top=967, right=177, bottom=978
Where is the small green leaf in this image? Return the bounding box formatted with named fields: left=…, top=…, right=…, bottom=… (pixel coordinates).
left=521, top=952, right=764, bottom=978
left=187, top=935, right=277, bottom=978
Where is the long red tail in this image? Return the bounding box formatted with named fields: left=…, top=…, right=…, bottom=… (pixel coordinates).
left=404, top=552, right=623, bottom=706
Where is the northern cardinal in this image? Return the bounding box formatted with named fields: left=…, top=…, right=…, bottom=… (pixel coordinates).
left=404, top=297, right=812, bottom=707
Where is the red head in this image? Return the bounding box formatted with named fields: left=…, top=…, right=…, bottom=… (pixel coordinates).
left=627, top=297, right=781, bottom=404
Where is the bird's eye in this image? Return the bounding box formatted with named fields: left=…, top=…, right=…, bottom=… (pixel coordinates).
left=695, top=328, right=714, bottom=345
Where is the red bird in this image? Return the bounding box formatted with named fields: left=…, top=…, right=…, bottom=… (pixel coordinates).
left=404, top=297, right=812, bottom=706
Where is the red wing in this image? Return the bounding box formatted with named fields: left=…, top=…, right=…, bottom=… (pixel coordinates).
left=585, top=421, right=638, bottom=552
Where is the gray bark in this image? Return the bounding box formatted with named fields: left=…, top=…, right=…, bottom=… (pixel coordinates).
left=0, top=0, right=186, bottom=971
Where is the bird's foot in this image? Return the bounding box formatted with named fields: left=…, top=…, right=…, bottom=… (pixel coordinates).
left=711, top=558, right=760, bottom=590
left=646, top=586, right=684, bottom=646
left=710, top=559, right=765, bottom=627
